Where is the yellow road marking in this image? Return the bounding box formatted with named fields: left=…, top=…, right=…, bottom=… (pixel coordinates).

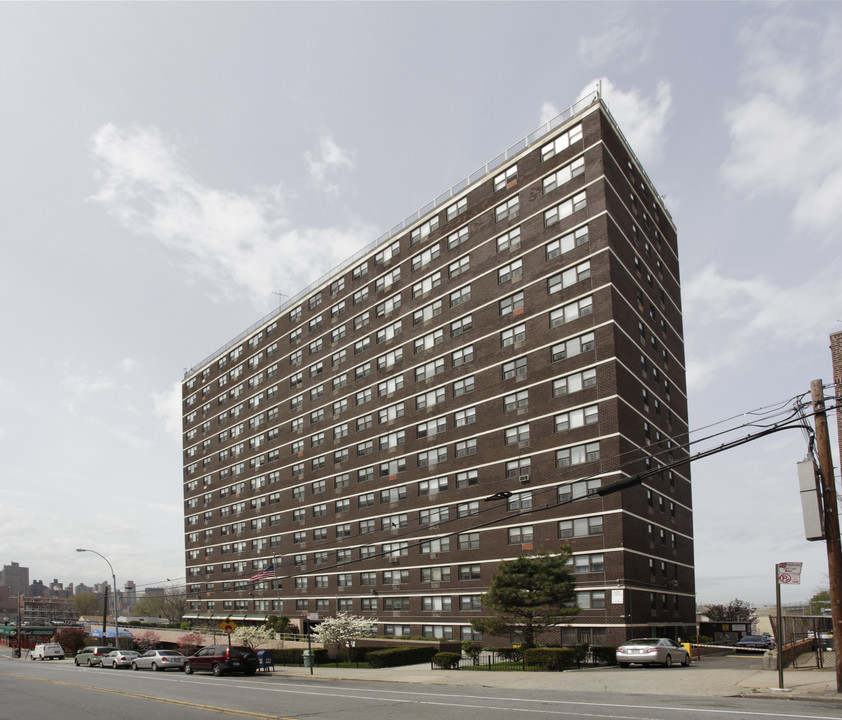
left=1, top=672, right=296, bottom=719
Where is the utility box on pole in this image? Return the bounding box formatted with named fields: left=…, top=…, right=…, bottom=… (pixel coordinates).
left=798, top=458, right=825, bottom=541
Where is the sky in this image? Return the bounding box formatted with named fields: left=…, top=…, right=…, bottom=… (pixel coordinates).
left=1, top=1, right=841, bottom=608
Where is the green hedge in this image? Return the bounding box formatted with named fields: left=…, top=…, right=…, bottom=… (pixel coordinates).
left=366, top=645, right=438, bottom=668
left=268, top=648, right=329, bottom=665
left=523, top=647, right=577, bottom=671
left=432, top=652, right=461, bottom=669
left=485, top=646, right=523, bottom=662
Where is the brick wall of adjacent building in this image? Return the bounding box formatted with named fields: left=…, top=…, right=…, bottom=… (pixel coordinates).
left=181, top=95, right=694, bottom=646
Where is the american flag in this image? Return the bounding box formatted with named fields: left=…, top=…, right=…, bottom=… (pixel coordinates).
left=250, top=563, right=275, bottom=583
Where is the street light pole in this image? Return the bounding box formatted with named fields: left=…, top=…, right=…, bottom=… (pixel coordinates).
left=76, top=548, right=119, bottom=648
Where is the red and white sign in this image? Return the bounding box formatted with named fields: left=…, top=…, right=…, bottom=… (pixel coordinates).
left=777, top=562, right=802, bottom=585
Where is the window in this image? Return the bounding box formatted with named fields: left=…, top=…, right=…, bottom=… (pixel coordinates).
left=289, top=305, right=302, bottom=322
left=448, top=256, right=470, bottom=279
left=383, top=541, right=409, bottom=558
left=457, top=501, right=479, bottom=518
left=333, top=448, right=349, bottom=464
left=414, top=329, right=444, bottom=353
left=416, top=387, right=445, bottom=410
left=333, top=397, right=349, bottom=415
left=450, top=284, right=471, bottom=308
left=568, top=553, right=604, bottom=573
left=357, top=413, right=373, bottom=432
left=453, top=406, right=476, bottom=427
left=355, top=388, right=372, bottom=406
left=358, top=494, right=375, bottom=509
left=330, top=277, right=345, bottom=296
left=507, top=491, right=532, bottom=511
left=289, top=327, right=302, bottom=345
left=508, top=526, right=533, bottom=544
left=376, top=320, right=402, bottom=344
left=495, top=196, right=519, bottom=222
left=550, top=331, right=595, bottom=362
left=377, top=348, right=403, bottom=370
left=447, top=226, right=469, bottom=249
left=309, top=315, right=323, bottom=331
left=558, top=516, right=603, bottom=539
left=417, top=416, right=447, bottom=438
left=357, top=440, right=373, bottom=457
left=410, top=216, right=440, bottom=244
left=502, top=356, right=527, bottom=380
left=446, top=197, right=467, bottom=220
left=542, top=157, right=585, bottom=193
left=504, top=390, right=528, bottom=412
left=576, top=590, right=606, bottom=609
left=335, top=498, right=350, bottom=513
left=501, top=323, right=526, bottom=348
left=417, top=447, right=447, bottom=468
left=290, top=349, right=303, bottom=366
left=421, top=566, right=451, bottom=583
left=452, top=345, right=473, bottom=367
left=548, top=261, right=591, bottom=294
left=309, top=360, right=324, bottom=377
left=450, top=315, right=472, bottom=337
left=374, top=240, right=400, bottom=266
left=546, top=225, right=590, bottom=259
left=494, top=164, right=518, bottom=191
left=413, top=299, right=442, bottom=325
left=496, top=226, right=521, bottom=252
left=334, top=473, right=350, bottom=490
left=549, top=296, right=593, bottom=327
left=456, top=470, right=478, bottom=488
left=421, top=537, right=450, bottom=554
left=453, top=376, right=474, bottom=397
left=499, top=291, right=524, bottom=316
left=458, top=562, right=481, bottom=579
left=332, top=373, right=348, bottom=391
left=354, top=362, right=371, bottom=380
left=498, top=259, right=522, bottom=284
left=504, top=424, right=530, bottom=445
left=556, top=442, right=601, bottom=467
left=379, top=458, right=406, bottom=477
left=358, top=466, right=374, bottom=483
left=331, top=326, right=346, bottom=344
left=554, top=405, right=599, bottom=431
left=375, top=267, right=401, bottom=292
left=376, top=293, right=402, bottom=317
left=412, top=271, right=442, bottom=298
left=540, top=123, right=583, bottom=161
left=506, top=457, right=531, bottom=479
left=411, top=244, right=440, bottom=271
left=353, top=286, right=369, bottom=305
left=415, top=358, right=444, bottom=382
left=419, top=476, right=448, bottom=495
left=378, top=401, right=405, bottom=424
left=377, top=374, right=404, bottom=397
left=360, top=571, right=376, bottom=586
left=455, top=438, right=477, bottom=458
left=422, top=596, right=452, bottom=611
left=354, top=337, right=371, bottom=356
left=378, top=430, right=405, bottom=450
left=352, top=261, right=368, bottom=280
left=308, top=293, right=322, bottom=310
left=553, top=368, right=597, bottom=396
left=544, top=191, right=587, bottom=227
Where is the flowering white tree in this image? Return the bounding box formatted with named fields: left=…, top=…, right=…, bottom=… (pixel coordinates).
left=231, top=625, right=275, bottom=651
left=311, top=612, right=378, bottom=661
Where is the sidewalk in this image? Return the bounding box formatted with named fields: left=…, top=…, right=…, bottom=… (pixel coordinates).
left=260, top=658, right=842, bottom=702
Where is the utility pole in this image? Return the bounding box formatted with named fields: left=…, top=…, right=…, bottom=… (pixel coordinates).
left=811, top=379, right=842, bottom=693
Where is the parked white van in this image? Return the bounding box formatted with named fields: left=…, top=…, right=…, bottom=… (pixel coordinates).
left=31, top=643, right=65, bottom=660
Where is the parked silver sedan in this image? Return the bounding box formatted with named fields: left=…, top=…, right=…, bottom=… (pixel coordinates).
left=616, top=638, right=690, bottom=668
left=130, top=649, right=187, bottom=671
left=101, top=650, right=140, bottom=669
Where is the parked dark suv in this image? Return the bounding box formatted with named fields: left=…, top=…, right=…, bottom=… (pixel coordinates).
left=183, top=645, right=258, bottom=676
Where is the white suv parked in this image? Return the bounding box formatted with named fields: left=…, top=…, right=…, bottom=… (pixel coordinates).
left=31, top=643, right=65, bottom=660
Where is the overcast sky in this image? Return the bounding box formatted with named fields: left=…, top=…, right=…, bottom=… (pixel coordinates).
left=1, top=2, right=840, bottom=607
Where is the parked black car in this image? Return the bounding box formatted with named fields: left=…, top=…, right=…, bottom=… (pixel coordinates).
left=182, top=645, right=259, bottom=676
left=735, top=635, right=775, bottom=652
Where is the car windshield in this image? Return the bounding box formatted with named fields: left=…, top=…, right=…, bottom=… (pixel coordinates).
left=740, top=635, right=763, bottom=641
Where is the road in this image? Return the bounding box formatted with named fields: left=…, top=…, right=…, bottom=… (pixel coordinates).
left=4, top=658, right=842, bottom=720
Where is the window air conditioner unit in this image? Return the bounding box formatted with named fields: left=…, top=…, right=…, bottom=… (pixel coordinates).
left=519, top=474, right=531, bottom=484
left=389, top=557, right=400, bottom=564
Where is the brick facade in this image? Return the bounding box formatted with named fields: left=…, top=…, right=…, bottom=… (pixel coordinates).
left=181, top=96, right=695, bottom=646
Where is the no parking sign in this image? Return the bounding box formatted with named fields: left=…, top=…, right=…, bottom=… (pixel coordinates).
left=776, top=561, right=802, bottom=585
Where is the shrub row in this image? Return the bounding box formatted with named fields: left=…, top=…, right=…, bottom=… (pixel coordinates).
left=366, top=645, right=438, bottom=668
left=523, top=647, right=578, bottom=671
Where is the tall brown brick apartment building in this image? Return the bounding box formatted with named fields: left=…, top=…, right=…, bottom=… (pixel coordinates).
left=181, top=93, right=695, bottom=646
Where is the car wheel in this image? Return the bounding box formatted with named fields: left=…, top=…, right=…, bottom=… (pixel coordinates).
left=183, top=662, right=193, bottom=675
left=244, top=670, right=256, bottom=676
left=74, top=658, right=80, bottom=666
left=151, top=662, right=159, bottom=672
left=619, top=662, right=630, bottom=668
left=86, top=659, right=92, bottom=667
left=664, top=655, right=672, bottom=668
left=211, top=663, right=223, bottom=676
left=681, top=654, right=690, bottom=667
left=131, top=662, right=139, bottom=671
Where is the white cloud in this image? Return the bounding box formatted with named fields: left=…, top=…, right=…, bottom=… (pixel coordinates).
left=90, top=124, right=375, bottom=309
left=305, top=135, right=356, bottom=194
left=539, top=102, right=559, bottom=127
left=684, top=263, right=842, bottom=389
left=578, top=78, right=672, bottom=166
left=152, top=380, right=183, bottom=443
left=722, top=12, right=842, bottom=234
left=63, top=373, right=121, bottom=394
left=121, top=358, right=140, bottom=372
left=578, top=20, right=652, bottom=69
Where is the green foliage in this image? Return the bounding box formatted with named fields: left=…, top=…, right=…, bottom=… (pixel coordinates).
left=486, top=646, right=524, bottom=662
left=706, top=598, right=754, bottom=621
left=472, top=550, right=578, bottom=649
left=461, top=641, right=483, bottom=664
left=697, top=635, right=714, bottom=644
left=264, top=615, right=291, bottom=634
left=524, top=647, right=577, bottom=671
left=365, top=645, right=438, bottom=668
left=179, top=622, right=190, bottom=630
left=54, top=627, right=88, bottom=654
left=432, top=651, right=461, bottom=669
left=808, top=588, right=831, bottom=615
left=70, top=592, right=101, bottom=617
